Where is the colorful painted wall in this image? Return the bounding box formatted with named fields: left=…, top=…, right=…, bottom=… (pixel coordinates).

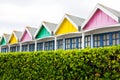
left=21, top=30, right=31, bottom=42
left=0, top=38, right=6, bottom=45
left=9, top=34, right=18, bottom=44
left=55, top=18, right=78, bottom=35
left=36, top=25, right=50, bottom=39
left=83, top=9, right=118, bottom=30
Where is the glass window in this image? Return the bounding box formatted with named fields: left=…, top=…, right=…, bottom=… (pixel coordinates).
left=78, top=37, right=82, bottom=49
left=93, top=35, right=100, bottom=47
left=17, top=46, right=19, bottom=51
left=1, top=48, right=8, bottom=53
left=37, top=43, right=43, bottom=51
left=49, top=41, right=54, bottom=50
left=44, top=42, right=49, bottom=50
left=65, top=39, right=70, bottom=50
left=71, top=38, right=76, bottom=49
left=29, top=44, right=35, bottom=51
left=22, top=45, right=28, bottom=51
left=112, top=32, right=119, bottom=45
left=57, top=39, right=63, bottom=49
left=103, top=34, right=110, bottom=46
left=85, top=36, right=91, bottom=47
left=10, top=46, right=16, bottom=52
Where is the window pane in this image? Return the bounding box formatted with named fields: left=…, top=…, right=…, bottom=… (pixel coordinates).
left=88, top=37, right=90, bottom=41
left=78, top=38, right=81, bottom=42
left=66, top=39, right=70, bottom=49
left=94, top=42, right=97, bottom=46
left=117, top=39, right=119, bottom=44
left=45, top=42, right=49, bottom=50
left=78, top=37, right=82, bottom=49
left=113, top=40, right=115, bottom=45
left=116, top=33, right=119, bottom=38
left=57, top=40, right=63, bottom=49
left=107, top=41, right=109, bottom=45
left=103, top=35, right=106, bottom=40
left=72, top=38, right=76, bottom=49
left=103, top=41, right=106, bottom=46
left=85, top=36, right=91, bottom=47
left=22, top=45, right=28, bottom=51
left=98, top=42, right=100, bottom=47
left=94, top=36, right=97, bottom=41
left=107, top=34, right=109, bottom=39
left=112, top=34, right=115, bottom=39
left=49, top=41, right=54, bottom=50
left=88, top=42, right=90, bottom=47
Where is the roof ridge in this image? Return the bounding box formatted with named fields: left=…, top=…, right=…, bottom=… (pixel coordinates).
left=43, top=21, right=57, bottom=25
left=65, top=13, right=85, bottom=20
left=26, top=26, right=31, bottom=28
left=13, top=30, right=21, bottom=32
left=3, top=33, right=8, bottom=35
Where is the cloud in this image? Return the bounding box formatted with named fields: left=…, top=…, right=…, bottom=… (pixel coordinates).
left=0, top=0, right=120, bottom=36
left=0, top=2, right=65, bottom=36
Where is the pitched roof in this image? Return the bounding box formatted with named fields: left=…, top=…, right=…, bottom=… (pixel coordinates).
left=2, top=33, right=10, bottom=42
left=26, top=26, right=37, bottom=37
left=54, top=14, right=85, bottom=33
left=13, top=30, right=22, bottom=40
left=8, top=30, right=22, bottom=43
left=34, top=21, right=57, bottom=37
left=20, top=26, right=37, bottom=41
left=99, top=4, right=120, bottom=17
left=43, top=21, right=57, bottom=32
left=66, top=14, right=85, bottom=27
left=81, top=3, right=120, bottom=29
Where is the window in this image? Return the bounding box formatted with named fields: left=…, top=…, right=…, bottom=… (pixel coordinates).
left=112, top=32, right=119, bottom=45
left=37, top=43, right=43, bottom=51
left=44, top=42, right=49, bottom=50
left=1, top=48, right=8, bottom=52
left=71, top=38, right=76, bottom=49
left=10, top=46, right=16, bottom=52
left=29, top=44, right=35, bottom=51
left=103, top=34, right=110, bottom=46
left=78, top=37, right=82, bottom=49
left=85, top=36, right=91, bottom=47
left=17, top=46, right=19, bottom=51
left=57, top=39, right=63, bottom=49
left=49, top=41, right=54, bottom=50
left=65, top=39, right=70, bottom=50
left=22, top=45, right=28, bottom=51
left=93, top=35, right=100, bottom=47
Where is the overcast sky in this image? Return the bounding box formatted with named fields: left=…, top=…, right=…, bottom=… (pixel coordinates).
left=0, top=0, right=120, bottom=36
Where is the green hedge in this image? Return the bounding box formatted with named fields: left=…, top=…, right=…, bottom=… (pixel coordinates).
left=0, top=46, right=120, bottom=80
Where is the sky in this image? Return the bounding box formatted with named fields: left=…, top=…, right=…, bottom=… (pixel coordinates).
left=0, top=0, right=120, bottom=36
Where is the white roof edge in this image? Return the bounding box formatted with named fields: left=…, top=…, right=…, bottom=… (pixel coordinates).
left=36, top=36, right=54, bottom=41
left=55, top=32, right=82, bottom=37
